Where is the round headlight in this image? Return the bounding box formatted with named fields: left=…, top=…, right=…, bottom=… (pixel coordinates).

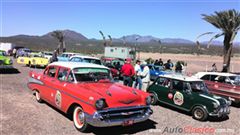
left=95, top=99, right=106, bottom=110
left=213, top=102, right=219, bottom=108
left=146, top=96, right=152, bottom=105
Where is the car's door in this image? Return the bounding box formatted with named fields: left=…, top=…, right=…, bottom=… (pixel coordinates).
left=42, top=66, right=59, bottom=104
left=170, top=79, right=193, bottom=110
left=153, top=77, right=171, bottom=103
left=52, top=67, right=71, bottom=109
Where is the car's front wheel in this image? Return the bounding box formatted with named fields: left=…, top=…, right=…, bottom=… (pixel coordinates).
left=150, top=92, right=158, bottom=105
left=73, top=106, right=91, bottom=132
left=34, top=90, right=43, bottom=103
left=192, top=106, right=208, bottom=121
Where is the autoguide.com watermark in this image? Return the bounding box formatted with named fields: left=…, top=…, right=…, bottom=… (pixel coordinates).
left=149, top=126, right=235, bottom=134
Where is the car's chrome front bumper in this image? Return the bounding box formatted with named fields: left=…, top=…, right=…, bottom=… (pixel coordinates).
left=209, top=105, right=230, bottom=117
left=85, top=106, right=153, bottom=127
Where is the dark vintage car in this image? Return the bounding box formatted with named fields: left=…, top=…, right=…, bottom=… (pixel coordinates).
left=194, top=72, right=240, bottom=104
left=147, top=74, right=231, bottom=121
left=28, top=62, right=153, bottom=132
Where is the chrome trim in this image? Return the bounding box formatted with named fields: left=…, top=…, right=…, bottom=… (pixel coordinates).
left=85, top=106, right=152, bottom=127
left=209, top=105, right=230, bottom=117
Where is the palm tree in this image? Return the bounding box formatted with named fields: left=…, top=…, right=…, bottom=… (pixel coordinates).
left=196, top=9, right=240, bottom=72
left=51, top=30, right=65, bottom=54
left=99, top=31, right=107, bottom=47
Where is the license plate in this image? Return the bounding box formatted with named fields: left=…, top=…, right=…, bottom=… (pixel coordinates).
left=122, top=120, right=134, bottom=126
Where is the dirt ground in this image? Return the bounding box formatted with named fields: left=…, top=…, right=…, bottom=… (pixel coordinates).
left=1, top=59, right=240, bottom=135
left=139, top=53, right=240, bottom=73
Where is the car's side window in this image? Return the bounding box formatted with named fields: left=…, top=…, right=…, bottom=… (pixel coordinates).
left=172, top=79, right=183, bottom=91
left=57, top=67, right=69, bottom=81
left=217, top=76, right=226, bottom=83
left=201, top=75, right=210, bottom=81
left=210, top=75, right=218, bottom=81
left=72, top=57, right=82, bottom=62
left=156, top=77, right=171, bottom=88
left=67, top=72, right=75, bottom=82
left=47, top=66, right=57, bottom=78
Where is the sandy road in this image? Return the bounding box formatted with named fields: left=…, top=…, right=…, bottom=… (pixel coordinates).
left=1, top=60, right=240, bottom=135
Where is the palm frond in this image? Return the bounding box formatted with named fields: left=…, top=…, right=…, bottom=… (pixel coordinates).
left=207, top=33, right=224, bottom=48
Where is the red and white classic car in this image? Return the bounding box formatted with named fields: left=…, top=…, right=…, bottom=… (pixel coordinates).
left=28, top=62, right=152, bottom=132
left=194, top=72, right=240, bottom=103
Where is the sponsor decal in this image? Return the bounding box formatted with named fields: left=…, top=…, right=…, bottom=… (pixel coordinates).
left=173, top=91, right=184, bottom=105
left=168, top=93, right=173, bottom=99
left=55, top=91, right=62, bottom=108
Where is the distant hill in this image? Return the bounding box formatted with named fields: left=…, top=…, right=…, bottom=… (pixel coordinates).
left=113, top=34, right=194, bottom=44
left=0, top=29, right=239, bottom=55
left=42, top=29, right=88, bottom=41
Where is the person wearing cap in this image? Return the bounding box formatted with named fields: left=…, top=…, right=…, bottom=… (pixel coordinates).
left=121, top=58, right=135, bottom=87
left=134, top=60, right=142, bottom=90
left=141, top=62, right=150, bottom=91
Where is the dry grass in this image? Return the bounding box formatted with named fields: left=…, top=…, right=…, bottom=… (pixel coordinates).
left=139, top=53, right=240, bottom=73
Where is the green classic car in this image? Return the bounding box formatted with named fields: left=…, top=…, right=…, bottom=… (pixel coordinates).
left=0, top=50, right=13, bottom=68
left=147, top=74, right=231, bottom=121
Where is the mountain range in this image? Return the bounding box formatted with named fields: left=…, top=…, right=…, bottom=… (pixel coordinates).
left=1, top=29, right=239, bottom=46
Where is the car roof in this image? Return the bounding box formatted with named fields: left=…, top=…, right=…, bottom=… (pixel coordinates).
left=49, top=62, right=108, bottom=70
left=70, top=55, right=100, bottom=60
left=62, top=52, right=81, bottom=55
left=195, top=72, right=237, bottom=78
left=159, top=74, right=202, bottom=82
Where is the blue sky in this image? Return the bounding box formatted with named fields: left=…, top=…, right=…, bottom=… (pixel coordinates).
left=1, top=0, right=239, bottom=41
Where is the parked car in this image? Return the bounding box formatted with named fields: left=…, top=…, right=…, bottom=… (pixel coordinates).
left=69, top=55, right=102, bottom=65
left=8, top=46, right=24, bottom=56
left=17, top=53, right=49, bottom=67
left=28, top=62, right=152, bottom=132
left=141, top=64, right=166, bottom=81
left=16, top=48, right=31, bottom=58
left=57, top=52, right=81, bottom=61
left=0, top=50, right=13, bottom=68
left=147, top=74, right=231, bottom=121
left=194, top=72, right=240, bottom=104
left=42, top=51, right=53, bottom=60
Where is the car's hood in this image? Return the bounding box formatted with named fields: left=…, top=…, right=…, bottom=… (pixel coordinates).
left=78, top=82, right=146, bottom=107
left=199, top=93, right=227, bottom=106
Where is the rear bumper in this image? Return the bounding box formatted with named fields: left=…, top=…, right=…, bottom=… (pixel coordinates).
left=85, top=106, right=153, bottom=127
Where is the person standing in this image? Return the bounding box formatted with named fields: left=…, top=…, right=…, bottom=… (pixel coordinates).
left=121, top=58, right=135, bottom=87
left=50, top=50, right=58, bottom=63
left=12, top=48, right=17, bottom=58
left=211, top=63, right=217, bottom=72
left=158, top=58, right=163, bottom=66
left=141, top=62, right=150, bottom=92
left=134, top=60, right=142, bottom=90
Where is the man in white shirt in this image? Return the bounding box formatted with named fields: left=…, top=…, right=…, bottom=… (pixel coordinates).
left=141, top=62, right=150, bottom=92
left=134, top=60, right=142, bottom=90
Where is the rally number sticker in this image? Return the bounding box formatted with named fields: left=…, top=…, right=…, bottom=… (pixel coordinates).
left=55, top=91, right=62, bottom=108
left=173, top=92, right=184, bottom=106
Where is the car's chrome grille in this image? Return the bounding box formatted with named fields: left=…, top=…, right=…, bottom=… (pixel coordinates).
left=98, top=106, right=150, bottom=120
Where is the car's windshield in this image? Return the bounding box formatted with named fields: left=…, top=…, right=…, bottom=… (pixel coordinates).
left=153, top=65, right=164, bottom=71
left=229, top=76, right=240, bottom=85
left=0, top=51, right=6, bottom=56
left=72, top=67, right=111, bottom=82
left=189, top=81, right=208, bottom=93
left=83, top=58, right=102, bottom=65
left=44, top=52, right=53, bottom=55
